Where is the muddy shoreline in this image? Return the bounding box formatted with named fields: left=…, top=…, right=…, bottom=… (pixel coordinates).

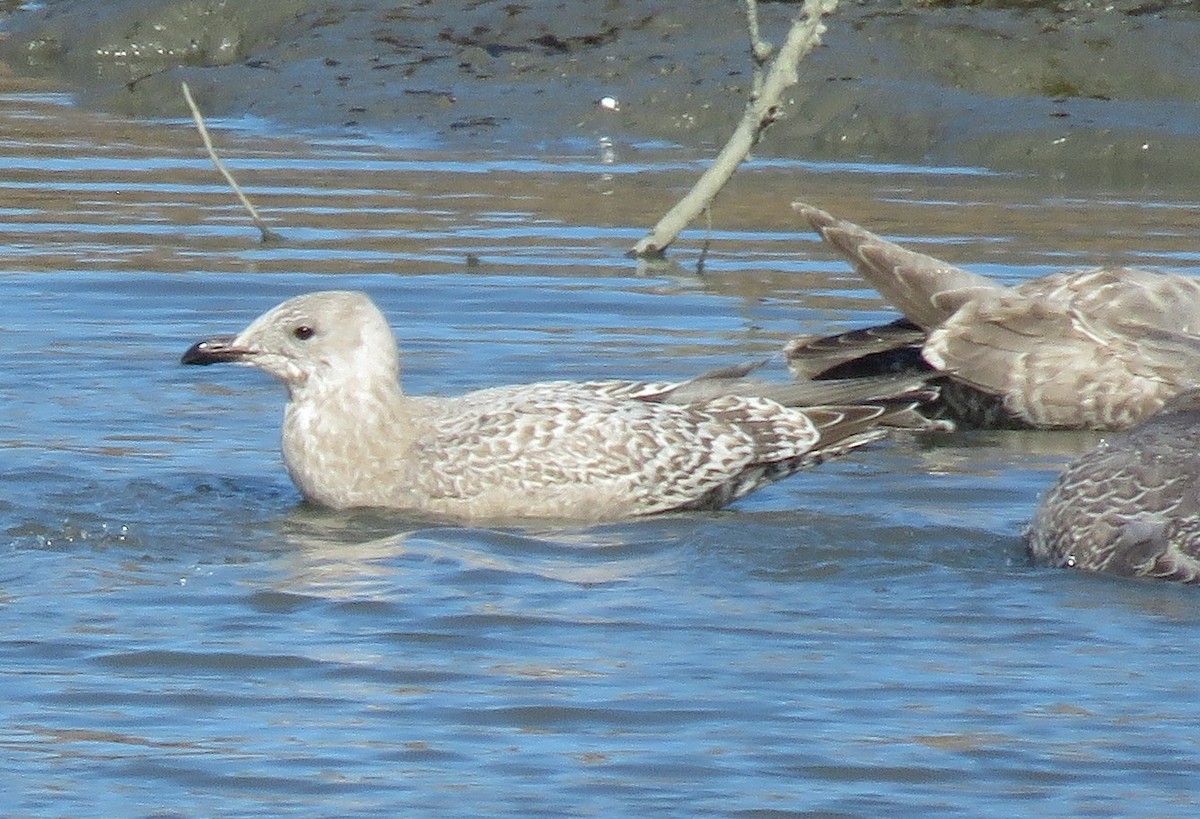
left=3, top=1, right=1200, bottom=188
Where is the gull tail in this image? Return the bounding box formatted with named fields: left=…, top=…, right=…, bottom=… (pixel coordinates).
left=793, top=201, right=1003, bottom=330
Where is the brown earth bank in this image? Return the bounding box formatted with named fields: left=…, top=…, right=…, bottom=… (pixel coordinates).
left=2, top=1, right=1200, bottom=188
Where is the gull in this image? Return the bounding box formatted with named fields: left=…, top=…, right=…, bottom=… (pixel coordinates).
left=1025, top=389, right=1200, bottom=583
left=786, top=201, right=1200, bottom=430
left=182, top=290, right=929, bottom=521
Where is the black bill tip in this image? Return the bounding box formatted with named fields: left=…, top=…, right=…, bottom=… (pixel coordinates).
left=181, top=336, right=245, bottom=365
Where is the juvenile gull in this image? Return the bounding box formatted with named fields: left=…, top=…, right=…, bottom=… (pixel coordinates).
left=786, top=201, right=1200, bottom=430
left=182, top=291, right=927, bottom=521
left=1025, top=390, right=1200, bottom=583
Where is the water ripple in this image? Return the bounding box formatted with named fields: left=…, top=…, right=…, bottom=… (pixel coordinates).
left=3, top=82, right=1200, bottom=819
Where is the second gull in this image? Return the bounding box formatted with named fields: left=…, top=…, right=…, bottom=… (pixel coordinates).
left=786, top=201, right=1200, bottom=430
left=1025, top=389, right=1200, bottom=583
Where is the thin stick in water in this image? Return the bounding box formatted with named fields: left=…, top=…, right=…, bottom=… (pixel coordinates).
left=181, top=81, right=282, bottom=244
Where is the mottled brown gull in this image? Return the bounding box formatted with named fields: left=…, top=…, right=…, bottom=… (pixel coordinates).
left=1025, top=390, right=1200, bottom=583
left=786, top=201, right=1200, bottom=431
left=182, top=290, right=928, bottom=521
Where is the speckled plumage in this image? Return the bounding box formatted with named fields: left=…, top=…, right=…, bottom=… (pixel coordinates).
left=787, top=201, right=1200, bottom=430
left=182, top=291, right=919, bottom=520
left=1025, top=390, right=1200, bottom=583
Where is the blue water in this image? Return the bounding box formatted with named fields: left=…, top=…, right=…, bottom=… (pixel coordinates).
left=4, top=91, right=1200, bottom=817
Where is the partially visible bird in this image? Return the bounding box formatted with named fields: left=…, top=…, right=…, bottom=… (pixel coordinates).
left=786, top=201, right=1200, bottom=430
left=182, top=290, right=930, bottom=521
left=1025, top=389, right=1200, bottom=583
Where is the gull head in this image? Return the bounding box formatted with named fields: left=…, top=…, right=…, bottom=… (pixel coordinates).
left=181, top=290, right=402, bottom=396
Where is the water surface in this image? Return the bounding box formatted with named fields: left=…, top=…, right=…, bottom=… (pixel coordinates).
left=4, top=83, right=1200, bottom=817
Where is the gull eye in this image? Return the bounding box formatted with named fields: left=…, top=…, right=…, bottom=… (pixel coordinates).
left=293, top=325, right=315, bottom=341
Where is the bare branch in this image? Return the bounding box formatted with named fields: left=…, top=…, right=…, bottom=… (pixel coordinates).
left=743, top=0, right=773, bottom=97
left=629, top=0, right=838, bottom=259
left=181, top=82, right=282, bottom=244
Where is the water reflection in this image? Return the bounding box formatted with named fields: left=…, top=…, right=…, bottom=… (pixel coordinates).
left=272, top=510, right=690, bottom=597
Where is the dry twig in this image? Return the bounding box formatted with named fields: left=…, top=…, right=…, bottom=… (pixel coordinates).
left=629, top=0, right=838, bottom=259
left=743, top=0, right=773, bottom=97
left=181, top=81, right=282, bottom=244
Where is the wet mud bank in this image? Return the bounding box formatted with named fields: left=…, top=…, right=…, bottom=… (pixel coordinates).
left=3, top=1, right=1200, bottom=187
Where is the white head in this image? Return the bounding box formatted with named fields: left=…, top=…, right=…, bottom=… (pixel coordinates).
left=182, top=290, right=402, bottom=398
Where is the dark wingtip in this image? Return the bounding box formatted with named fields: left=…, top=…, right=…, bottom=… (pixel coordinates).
left=181, top=336, right=243, bottom=365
